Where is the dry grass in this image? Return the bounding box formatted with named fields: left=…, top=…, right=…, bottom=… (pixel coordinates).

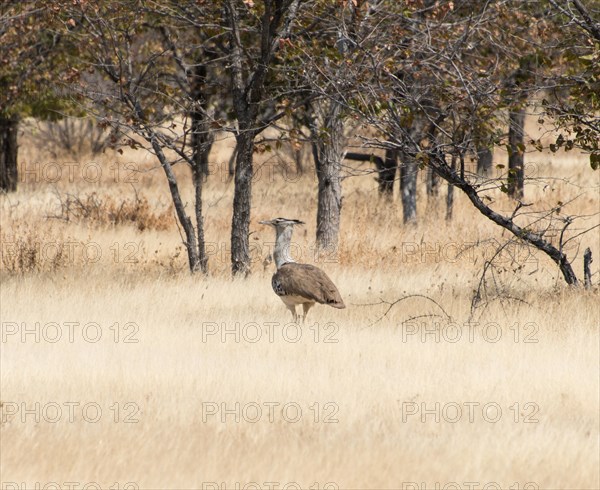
left=0, top=122, right=599, bottom=489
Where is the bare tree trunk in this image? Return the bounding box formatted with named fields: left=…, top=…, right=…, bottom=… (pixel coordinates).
left=225, top=0, right=301, bottom=276
left=294, top=146, right=304, bottom=175
left=381, top=148, right=397, bottom=197
left=316, top=101, right=343, bottom=256
left=290, top=115, right=305, bottom=175
left=192, top=163, right=208, bottom=274
left=426, top=165, right=440, bottom=197
left=226, top=0, right=258, bottom=278
left=446, top=153, right=457, bottom=220
left=228, top=145, right=236, bottom=179
left=190, top=66, right=214, bottom=180
left=507, top=107, right=525, bottom=199
left=476, top=144, right=493, bottom=177
left=231, top=129, right=255, bottom=276
left=583, top=247, right=593, bottom=289
left=398, top=116, right=429, bottom=223
left=306, top=102, right=322, bottom=172
left=399, top=151, right=418, bottom=223
left=424, top=123, right=442, bottom=200
left=189, top=62, right=213, bottom=274
left=148, top=134, right=200, bottom=273
left=0, top=116, right=18, bottom=192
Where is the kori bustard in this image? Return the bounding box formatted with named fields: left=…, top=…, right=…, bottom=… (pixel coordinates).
left=259, top=218, right=345, bottom=322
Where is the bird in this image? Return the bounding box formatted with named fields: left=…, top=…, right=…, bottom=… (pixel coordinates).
left=259, top=217, right=345, bottom=323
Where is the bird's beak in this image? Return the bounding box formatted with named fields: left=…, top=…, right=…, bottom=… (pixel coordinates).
left=259, top=220, right=272, bottom=225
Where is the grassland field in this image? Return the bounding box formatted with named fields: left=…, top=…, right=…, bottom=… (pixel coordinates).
left=0, top=119, right=598, bottom=490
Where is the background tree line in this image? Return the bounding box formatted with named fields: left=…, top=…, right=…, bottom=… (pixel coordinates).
left=1, top=0, right=598, bottom=285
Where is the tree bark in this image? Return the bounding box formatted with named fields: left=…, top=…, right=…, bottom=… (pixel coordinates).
left=192, top=161, right=208, bottom=274
left=398, top=116, right=429, bottom=224
left=381, top=148, right=397, bottom=197
left=399, top=151, right=418, bottom=223
left=476, top=144, right=493, bottom=177
left=189, top=61, right=213, bottom=274
left=294, top=146, right=304, bottom=175
left=190, top=64, right=214, bottom=180
left=316, top=100, right=344, bottom=256
left=148, top=133, right=200, bottom=273
left=583, top=247, right=592, bottom=289
left=507, top=107, right=525, bottom=199
left=426, top=164, right=440, bottom=197
left=231, top=130, right=255, bottom=276
left=225, top=0, right=301, bottom=276
left=446, top=153, right=457, bottom=220
left=228, top=145, right=236, bottom=179
left=0, top=116, right=19, bottom=192
left=306, top=102, right=322, bottom=173
left=226, top=0, right=257, bottom=278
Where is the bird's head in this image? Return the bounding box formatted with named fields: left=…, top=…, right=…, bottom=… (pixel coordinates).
left=259, top=218, right=305, bottom=230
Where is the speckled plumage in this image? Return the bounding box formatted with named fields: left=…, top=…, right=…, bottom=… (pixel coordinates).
left=272, top=263, right=345, bottom=307
left=260, top=217, right=345, bottom=322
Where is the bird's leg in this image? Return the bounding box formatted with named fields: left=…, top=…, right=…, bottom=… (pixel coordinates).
left=287, top=304, right=298, bottom=323
left=302, top=303, right=314, bottom=324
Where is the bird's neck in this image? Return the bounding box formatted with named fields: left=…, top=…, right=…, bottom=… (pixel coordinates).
left=274, top=227, right=295, bottom=269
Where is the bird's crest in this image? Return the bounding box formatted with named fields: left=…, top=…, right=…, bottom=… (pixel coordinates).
left=259, top=217, right=305, bottom=227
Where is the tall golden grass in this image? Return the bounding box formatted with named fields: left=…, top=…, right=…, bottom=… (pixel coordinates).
left=0, top=121, right=598, bottom=489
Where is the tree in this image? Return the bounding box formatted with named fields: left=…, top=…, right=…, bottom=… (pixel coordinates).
left=544, top=0, right=600, bottom=169
left=0, top=2, right=70, bottom=192
left=0, top=116, right=18, bottom=192
left=505, top=56, right=537, bottom=200
left=507, top=106, right=525, bottom=199
left=341, top=0, right=595, bottom=286
left=13, top=0, right=595, bottom=287
left=61, top=0, right=307, bottom=276
left=61, top=0, right=219, bottom=273
left=294, top=0, right=379, bottom=250
left=224, top=0, right=301, bottom=276
left=312, top=99, right=344, bottom=255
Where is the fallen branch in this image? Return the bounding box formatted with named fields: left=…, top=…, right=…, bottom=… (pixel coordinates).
left=354, top=294, right=452, bottom=327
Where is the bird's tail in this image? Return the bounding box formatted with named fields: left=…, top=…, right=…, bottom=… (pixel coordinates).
left=327, top=299, right=346, bottom=309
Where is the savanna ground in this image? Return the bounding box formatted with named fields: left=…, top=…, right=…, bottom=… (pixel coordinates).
left=0, top=118, right=599, bottom=490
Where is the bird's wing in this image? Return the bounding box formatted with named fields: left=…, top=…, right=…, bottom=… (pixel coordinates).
left=274, top=263, right=345, bottom=308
